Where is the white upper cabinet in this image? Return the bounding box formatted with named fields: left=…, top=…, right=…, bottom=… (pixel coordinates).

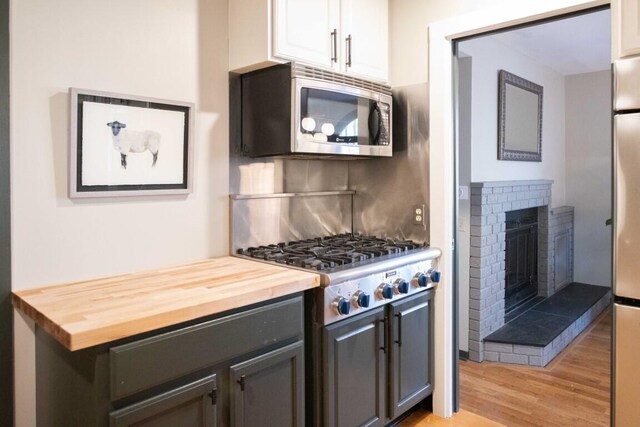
left=229, top=0, right=388, bottom=82
left=614, top=0, right=640, bottom=59
left=340, top=0, right=388, bottom=81
left=273, top=0, right=339, bottom=70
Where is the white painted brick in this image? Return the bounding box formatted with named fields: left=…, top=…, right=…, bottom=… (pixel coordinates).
left=513, top=345, right=543, bottom=356
left=485, top=342, right=513, bottom=353
left=484, top=351, right=499, bottom=362
left=529, top=356, right=543, bottom=366
left=500, top=353, right=529, bottom=364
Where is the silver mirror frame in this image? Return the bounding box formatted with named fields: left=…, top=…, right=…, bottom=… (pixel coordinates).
left=498, top=70, right=543, bottom=162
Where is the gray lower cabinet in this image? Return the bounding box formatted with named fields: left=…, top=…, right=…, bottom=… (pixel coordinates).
left=35, top=294, right=304, bottom=427
left=321, top=290, right=434, bottom=427
left=323, top=307, right=386, bottom=427
left=230, top=341, right=304, bottom=427
left=109, top=375, right=217, bottom=427
left=389, top=291, right=433, bottom=419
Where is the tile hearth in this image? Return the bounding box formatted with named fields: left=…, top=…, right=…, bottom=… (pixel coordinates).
left=483, top=283, right=611, bottom=366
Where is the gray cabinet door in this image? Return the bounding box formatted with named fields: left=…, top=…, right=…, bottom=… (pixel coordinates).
left=323, top=307, right=386, bottom=427
left=230, top=341, right=304, bottom=427
left=109, top=375, right=217, bottom=427
left=389, top=291, right=433, bottom=419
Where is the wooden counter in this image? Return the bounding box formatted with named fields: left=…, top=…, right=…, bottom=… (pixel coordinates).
left=12, top=257, right=321, bottom=351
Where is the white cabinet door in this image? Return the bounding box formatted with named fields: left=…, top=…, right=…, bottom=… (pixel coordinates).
left=616, top=0, right=640, bottom=58
left=273, top=0, right=339, bottom=69
left=341, top=0, right=388, bottom=81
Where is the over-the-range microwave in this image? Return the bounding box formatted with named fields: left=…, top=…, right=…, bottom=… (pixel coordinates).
left=241, top=63, right=392, bottom=158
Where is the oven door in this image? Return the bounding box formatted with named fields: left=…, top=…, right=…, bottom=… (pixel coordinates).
left=293, top=78, right=392, bottom=157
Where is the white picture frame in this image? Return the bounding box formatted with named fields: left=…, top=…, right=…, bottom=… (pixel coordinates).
left=69, top=88, right=195, bottom=198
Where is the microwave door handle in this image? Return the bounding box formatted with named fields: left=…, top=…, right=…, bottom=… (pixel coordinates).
left=368, top=103, right=382, bottom=145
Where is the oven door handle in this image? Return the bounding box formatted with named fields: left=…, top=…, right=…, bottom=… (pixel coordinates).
left=379, top=318, right=386, bottom=353
left=394, top=312, right=403, bottom=347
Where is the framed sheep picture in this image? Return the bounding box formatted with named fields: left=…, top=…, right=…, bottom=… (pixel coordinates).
left=69, top=88, right=195, bottom=198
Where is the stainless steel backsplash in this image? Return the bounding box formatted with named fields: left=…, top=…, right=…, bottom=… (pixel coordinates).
left=350, top=83, right=430, bottom=243
left=229, top=74, right=430, bottom=248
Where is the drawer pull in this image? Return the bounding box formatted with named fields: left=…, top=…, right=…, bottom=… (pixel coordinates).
left=237, top=374, right=246, bottom=391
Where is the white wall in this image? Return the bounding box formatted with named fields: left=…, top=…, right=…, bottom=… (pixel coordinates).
left=460, top=37, right=567, bottom=207
left=11, top=1, right=229, bottom=424
left=565, top=70, right=612, bottom=287
left=388, top=0, right=507, bottom=87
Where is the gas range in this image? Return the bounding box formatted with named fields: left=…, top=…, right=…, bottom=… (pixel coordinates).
left=237, top=234, right=442, bottom=325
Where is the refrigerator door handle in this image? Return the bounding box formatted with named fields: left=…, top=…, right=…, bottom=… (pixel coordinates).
left=614, top=113, right=640, bottom=301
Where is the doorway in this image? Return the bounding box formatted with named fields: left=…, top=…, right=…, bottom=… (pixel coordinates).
left=452, top=7, right=612, bottom=425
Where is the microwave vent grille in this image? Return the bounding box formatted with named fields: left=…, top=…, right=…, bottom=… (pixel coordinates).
left=292, top=63, right=392, bottom=96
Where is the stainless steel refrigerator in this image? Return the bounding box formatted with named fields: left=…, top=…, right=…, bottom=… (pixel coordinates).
left=613, top=55, right=640, bottom=426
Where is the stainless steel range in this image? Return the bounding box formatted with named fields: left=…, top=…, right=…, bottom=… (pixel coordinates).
left=239, top=233, right=441, bottom=425
left=237, top=234, right=442, bottom=325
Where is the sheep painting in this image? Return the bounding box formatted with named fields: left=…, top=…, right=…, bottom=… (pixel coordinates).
left=106, top=121, right=160, bottom=169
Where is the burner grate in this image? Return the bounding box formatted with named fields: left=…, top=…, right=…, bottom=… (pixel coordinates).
left=237, top=234, right=427, bottom=271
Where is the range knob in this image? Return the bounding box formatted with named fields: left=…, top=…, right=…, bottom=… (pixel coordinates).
left=332, top=297, right=351, bottom=315
left=376, top=283, right=394, bottom=300
left=393, top=278, right=410, bottom=294
left=428, top=268, right=442, bottom=284
left=352, top=290, right=371, bottom=308
left=411, top=273, right=429, bottom=288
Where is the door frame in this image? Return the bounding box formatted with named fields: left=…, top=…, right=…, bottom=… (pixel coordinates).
left=0, top=0, right=12, bottom=424
left=427, top=0, right=610, bottom=418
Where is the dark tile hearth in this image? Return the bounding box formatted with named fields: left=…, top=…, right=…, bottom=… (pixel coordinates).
left=484, top=283, right=610, bottom=347
left=505, top=296, right=545, bottom=323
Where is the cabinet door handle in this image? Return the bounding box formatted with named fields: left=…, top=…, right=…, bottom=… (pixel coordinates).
left=208, top=388, right=217, bottom=405
left=346, top=34, right=352, bottom=67
left=379, top=318, right=386, bottom=353
left=395, top=313, right=403, bottom=347
left=331, top=29, right=338, bottom=63
left=237, top=374, right=246, bottom=391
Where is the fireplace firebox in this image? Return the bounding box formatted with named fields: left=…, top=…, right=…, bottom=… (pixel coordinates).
left=504, top=208, right=538, bottom=318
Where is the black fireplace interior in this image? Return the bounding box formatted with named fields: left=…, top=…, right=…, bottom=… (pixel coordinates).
left=504, top=208, right=539, bottom=320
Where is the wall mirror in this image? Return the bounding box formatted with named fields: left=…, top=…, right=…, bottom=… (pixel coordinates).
left=498, top=70, right=543, bottom=162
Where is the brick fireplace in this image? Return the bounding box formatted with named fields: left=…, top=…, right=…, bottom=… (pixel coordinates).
left=468, top=180, right=575, bottom=362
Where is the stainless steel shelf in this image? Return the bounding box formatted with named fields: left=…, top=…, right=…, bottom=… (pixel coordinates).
left=230, top=190, right=355, bottom=200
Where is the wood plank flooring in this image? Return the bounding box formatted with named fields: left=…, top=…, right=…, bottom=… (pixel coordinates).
left=401, top=308, right=611, bottom=427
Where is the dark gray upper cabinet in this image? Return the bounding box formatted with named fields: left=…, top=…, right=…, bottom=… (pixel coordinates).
left=388, top=291, right=433, bottom=419
left=323, top=307, right=386, bottom=427
left=109, top=375, right=217, bottom=427
left=230, top=341, right=304, bottom=427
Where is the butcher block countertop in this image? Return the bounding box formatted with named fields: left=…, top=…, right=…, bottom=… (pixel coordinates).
left=12, top=256, right=321, bottom=351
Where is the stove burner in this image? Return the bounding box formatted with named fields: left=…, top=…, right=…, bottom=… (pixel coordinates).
left=238, top=234, right=426, bottom=271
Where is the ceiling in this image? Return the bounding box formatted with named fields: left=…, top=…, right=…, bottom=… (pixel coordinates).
left=476, top=9, right=611, bottom=76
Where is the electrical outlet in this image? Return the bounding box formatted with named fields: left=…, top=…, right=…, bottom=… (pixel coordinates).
left=413, top=204, right=425, bottom=226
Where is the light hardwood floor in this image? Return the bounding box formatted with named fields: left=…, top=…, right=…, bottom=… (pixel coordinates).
left=401, top=308, right=611, bottom=427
